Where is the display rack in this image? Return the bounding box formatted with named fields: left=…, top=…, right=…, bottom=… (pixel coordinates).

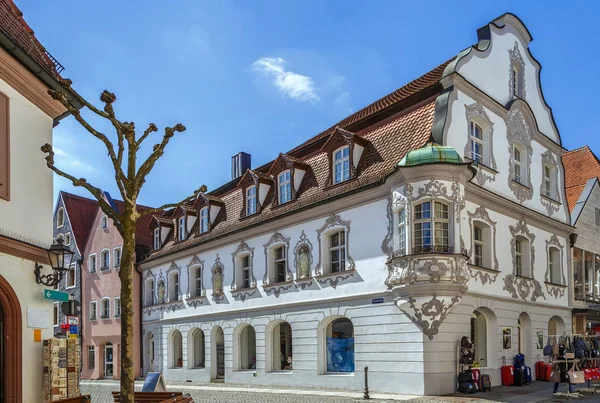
left=43, top=337, right=81, bottom=401
left=456, top=340, right=476, bottom=391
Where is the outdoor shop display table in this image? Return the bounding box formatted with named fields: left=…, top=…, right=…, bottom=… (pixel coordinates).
left=46, top=395, right=91, bottom=403
left=111, top=391, right=185, bottom=403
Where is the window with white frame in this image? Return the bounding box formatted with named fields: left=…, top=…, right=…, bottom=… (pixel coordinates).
left=114, top=297, right=121, bottom=317
left=471, top=222, right=492, bottom=269
left=114, top=247, right=121, bottom=268
left=278, top=170, right=292, bottom=204
left=548, top=247, right=561, bottom=284
left=200, top=207, right=209, bottom=233
left=89, top=254, right=97, bottom=273
left=153, top=228, right=160, bottom=250
left=193, top=268, right=202, bottom=297
left=515, top=235, right=531, bottom=277
left=53, top=302, right=59, bottom=327
left=274, top=246, right=287, bottom=283
left=145, top=278, right=155, bottom=306
left=413, top=201, right=450, bottom=252
left=100, top=250, right=110, bottom=271
left=66, top=265, right=76, bottom=288
left=169, top=272, right=180, bottom=301
left=333, top=146, right=350, bottom=184
left=473, top=224, right=484, bottom=267
left=397, top=208, right=406, bottom=256
left=65, top=232, right=71, bottom=246
left=246, top=186, right=257, bottom=216
left=90, top=301, right=97, bottom=320
left=515, top=237, right=523, bottom=276
left=329, top=231, right=346, bottom=273
left=101, top=215, right=108, bottom=229
left=511, top=64, right=524, bottom=99
left=178, top=216, right=186, bottom=241
left=543, top=164, right=553, bottom=198
left=470, top=122, right=484, bottom=164
left=101, top=298, right=110, bottom=319
left=513, top=145, right=525, bottom=184
left=57, top=207, right=65, bottom=228
left=241, top=255, right=251, bottom=289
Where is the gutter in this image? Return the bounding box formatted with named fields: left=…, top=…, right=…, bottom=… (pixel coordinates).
left=0, top=29, right=83, bottom=124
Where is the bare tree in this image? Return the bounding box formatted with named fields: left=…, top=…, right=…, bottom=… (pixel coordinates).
left=42, top=78, right=205, bottom=402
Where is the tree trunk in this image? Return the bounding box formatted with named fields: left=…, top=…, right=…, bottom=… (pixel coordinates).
left=119, top=212, right=137, bottom=403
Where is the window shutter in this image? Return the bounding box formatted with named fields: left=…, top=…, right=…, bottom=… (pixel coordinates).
left=0, top=92, right=9, bottom=200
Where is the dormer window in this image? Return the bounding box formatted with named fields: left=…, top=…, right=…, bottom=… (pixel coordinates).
left=278, top=171, right=291, bottom=204
left=246, top=186, right=257, bottom=215
left=153, top=228, right=160, bottom=250
left=178, top=216, right=186, bottom=241
left=333, top=147, right=350, bottom=184
left=321, top=127, right=368, bottom=187
left=200, top=207, right=209, bottom=233
left=57, top=207, right=65, bottom=228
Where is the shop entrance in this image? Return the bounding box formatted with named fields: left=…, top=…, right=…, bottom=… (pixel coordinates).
left=104, top=343, right=114, bottom=378
left=211, top=326, right=225, bottom=381
left=0, top=276, right=21, bottom=403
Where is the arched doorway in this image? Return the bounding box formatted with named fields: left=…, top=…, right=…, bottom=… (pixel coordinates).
left=518, top=312, right=532, bottom=365
left=266, top=321, right=293, bottom=372
left=145, top=332, right=155, bottom=374
left=318, top=316, right=354, bottom=374
left=233, top=324, right=256, bottom=371
left=0, top=275, right=22, bottom=403
left=211, top=326, right=225, bottom=381
left=470, top=307, right=497, bottom=369
left=548, top=316, right=565, bottom=336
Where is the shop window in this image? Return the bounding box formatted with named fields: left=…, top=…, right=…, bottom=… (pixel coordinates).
left=325, top=318, right=354, bottom=373
left=269, top=322, right=292, bottom=371
left=188, top=328, right=205, bottom=369
left=235, top=324, right=256, bottom=371
left=170, top=330, right=183, bottom=368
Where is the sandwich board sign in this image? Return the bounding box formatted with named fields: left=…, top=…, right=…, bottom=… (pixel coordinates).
left=141, top=372, right=166, bottom=392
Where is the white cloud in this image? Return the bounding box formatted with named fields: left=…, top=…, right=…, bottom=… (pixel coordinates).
left=252, top=57, right=319, bottom=102
left=53, top=146, right=97, bottom=173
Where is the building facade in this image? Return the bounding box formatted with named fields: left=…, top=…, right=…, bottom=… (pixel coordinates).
left=80, top=194, right=151, bottom=380
left=52, top=191, right=98, bottom=334
left=139, top=14, right=573, bottom=395
left=0, top=0, right=75, bottom=401
left=563, top=146, right=600, bottom=334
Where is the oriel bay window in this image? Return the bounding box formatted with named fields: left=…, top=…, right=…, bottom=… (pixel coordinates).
left=413, top=200, right=450, bottom=253
left=573, top=249, right=600, bottom=302
left=397, top=208, right=406, bottom=256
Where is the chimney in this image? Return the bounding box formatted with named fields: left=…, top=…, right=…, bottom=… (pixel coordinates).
left=231, top=152, right=251, bottom=181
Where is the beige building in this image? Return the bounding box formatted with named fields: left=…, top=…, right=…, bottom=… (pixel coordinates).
left=0, top=1, right=76, bottom=401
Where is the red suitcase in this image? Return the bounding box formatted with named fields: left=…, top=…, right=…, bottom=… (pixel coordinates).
left=471, top=368, right=481, bottom=390
left=545, top=362, right=553, bottom=381
left=501, top=357, right=514, bottom=386
left=535, top=361, right=546, bottom=381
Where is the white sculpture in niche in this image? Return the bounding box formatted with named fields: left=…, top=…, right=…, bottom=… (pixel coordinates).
left=297, top=246, right=310, bottom=279
left=157, top=281, right=165, bottom=304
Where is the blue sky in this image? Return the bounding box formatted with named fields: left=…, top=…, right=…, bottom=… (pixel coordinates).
left=17, top=0, right=600, bottom=207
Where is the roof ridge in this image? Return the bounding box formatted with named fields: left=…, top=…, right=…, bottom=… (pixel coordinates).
left=563, top=145, right=591, bottom=155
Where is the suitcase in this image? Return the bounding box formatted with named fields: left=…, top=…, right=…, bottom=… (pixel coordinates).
left=458, top=382, right=478, bottom=394
left=545, top=362, right=553, bottom=381
left=501, top=357, right=514, bottom=386
left=514, top=368, right=524, bottom=386
left=471, top=368, right=481, bottom=386
left=524, top=366, right=532, bottom=384
left=479, top=374, right=492, bottom=391
left=458, top=370, right=474, bottom=384
left=535, top=361, right=546, bottom=381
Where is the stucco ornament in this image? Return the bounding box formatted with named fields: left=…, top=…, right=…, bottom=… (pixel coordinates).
left=186, top=255, right=206, bottom=298
left=464, top=102, right=497, bottom=172
left=231, top=240, right=256, bottom=291
left=503, top=217, right=545, bottom=301
left=508, top=41, right=526, bottom=100
left=544, top=235, right=566, bottom=298
left=263, top=232, right=292, bottom=284
left=415, top=178, right=448, bottom=200
left=315, top=214, right=355, bottom=276
left=505, top=107, right=533, bottom=203
left=397, top=294, right=462, bottom=340
left=316, top=271, right=355, bottom=289
left=293, top=231, right=313, bottom=280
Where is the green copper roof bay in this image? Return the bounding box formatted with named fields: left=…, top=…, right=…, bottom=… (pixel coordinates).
left=397, top=142, right=464, bottom=167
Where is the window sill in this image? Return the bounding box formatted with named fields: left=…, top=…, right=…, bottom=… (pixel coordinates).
left=270, top=370, right=293, bottom=374
left=514, top=274, right=533, bottom=280
left=100, top=268, right=111, bottom=273
left=511, top=180, right=531, bottom=190
left=234, top=369, right=257, bottom=373
left=541, top=194, right=561, bottom=205
left=232, top=286, right=258, bottom=292
left=90, top=318, right=97, bottom=322
left=467, top=264, right=499, bottom=274
left=187, top=295, right=206, bottom=301
left=100, top=316, right=110, bottom=320
left=240, top=211, right=261, bottom=221
left=294, top=276, right=313, bottom=283
left=66, top=285, right=76, bottom=290
left=544, top=281, right=567, bottom=288
left=263, top=280, right=294, bottom=288
left=320, top=372, right=355, bottom=377
left=188, top=367, right=206, bottom=371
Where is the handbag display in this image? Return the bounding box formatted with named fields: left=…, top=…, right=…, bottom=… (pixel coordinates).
left=567, top=363, right=585, bottom=384
left=550, top=363, right=561, bottom=383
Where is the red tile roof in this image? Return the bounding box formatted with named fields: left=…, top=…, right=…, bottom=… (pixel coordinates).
left=562, top=146, right=600, bottom=212
left=60, top=191, right=98, bottom=253
left=0, top=0, right=64, bottom=76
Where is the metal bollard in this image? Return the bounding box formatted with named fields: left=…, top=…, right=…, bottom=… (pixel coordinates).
left=364, top=366, right=370, bottom=399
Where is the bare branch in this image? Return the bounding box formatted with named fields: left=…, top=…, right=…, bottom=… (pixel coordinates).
left=140, top=185, right=207, bottom=217
left=135, top=123, right=158, bottom=150
left=41, top=143, right=124, bottom=233
left=135, top=124, right=186, bottom=188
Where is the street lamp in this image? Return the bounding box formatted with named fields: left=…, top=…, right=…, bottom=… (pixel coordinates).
left=34, top=238, right=75, bottom=287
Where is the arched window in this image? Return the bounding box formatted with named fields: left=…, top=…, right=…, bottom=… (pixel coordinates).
left=515, top=236, right=530, bottom=277
left=472, top=222, right=491, bottom=269
left=470, top=308, right=497, bottom=369
left=278, top=170, right=292, bottom=204
left=145, top=278, right=155, bottom=306
left=333, top=146, right=350, bottom=184
left=100, top=297, right=110, bottom=319
left=548, top=247, right=561, bottom=284
left=188, top=328, right=205, bottom=369
left=267, top=321, right=292, bottom=372
left=548, top=316, right=565, bottom=336
left=413, top=200, right=450, bottom=253
left=324, top=318, right=354, bottom=373
left=235, top=324, right=256, bottom=371
left=170, top=330, right=183, bottom=368
left=57, top=207, right=65, bottom=227
left=100, top=249, right=110, bottom=271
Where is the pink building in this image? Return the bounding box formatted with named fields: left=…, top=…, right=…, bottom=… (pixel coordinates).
left=81, top=194, right=153, bottom=379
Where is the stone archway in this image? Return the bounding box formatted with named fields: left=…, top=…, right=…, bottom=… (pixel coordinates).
left=0, top=275, right=22, bottom=403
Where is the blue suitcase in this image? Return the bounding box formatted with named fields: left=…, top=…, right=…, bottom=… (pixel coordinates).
left=524, top=366, right=532, bottom=384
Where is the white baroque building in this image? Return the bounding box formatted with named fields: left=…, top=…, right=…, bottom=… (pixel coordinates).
left=139, top=14, right=573, bottom=395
